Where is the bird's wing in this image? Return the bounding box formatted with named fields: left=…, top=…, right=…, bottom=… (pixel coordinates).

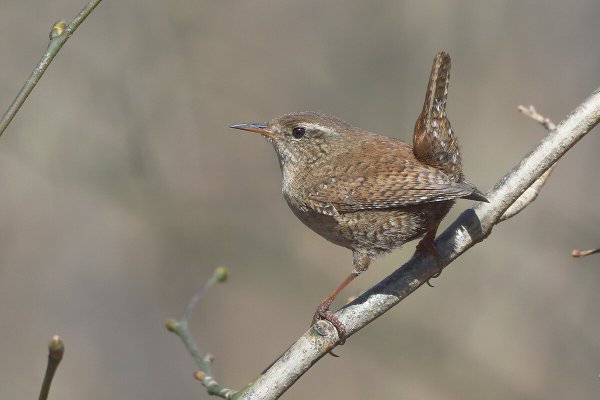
left=303, top=158, right=478, bottom=215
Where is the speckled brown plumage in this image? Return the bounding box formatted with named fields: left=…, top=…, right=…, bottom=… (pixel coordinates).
left=231, top=51, right=487, bottom=343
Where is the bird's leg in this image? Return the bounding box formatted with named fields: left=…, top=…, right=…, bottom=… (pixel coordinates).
left=312, top=273, right=357, bottom=345
left=415, top=224, right=444, bottom=286
left=312, top=252, right=370, bottom=345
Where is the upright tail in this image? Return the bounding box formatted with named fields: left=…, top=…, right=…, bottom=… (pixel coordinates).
left=413, top=51, right=463, bottom=182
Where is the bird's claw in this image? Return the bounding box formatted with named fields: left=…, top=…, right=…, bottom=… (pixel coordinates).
left=312, top=304, right=347, bottom=346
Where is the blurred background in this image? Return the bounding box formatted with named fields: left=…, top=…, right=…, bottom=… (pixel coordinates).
left=1, top=1, right=599, bottom=399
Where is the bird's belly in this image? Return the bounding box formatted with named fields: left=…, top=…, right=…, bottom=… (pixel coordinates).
left=287, top=200, right=455, bottom=255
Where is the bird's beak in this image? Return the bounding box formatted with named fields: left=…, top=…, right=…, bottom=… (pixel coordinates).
left=230, top=123, right=274, bottom=139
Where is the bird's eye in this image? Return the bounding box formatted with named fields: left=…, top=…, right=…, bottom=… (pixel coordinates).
left=292, top=126, right=305, bottom=139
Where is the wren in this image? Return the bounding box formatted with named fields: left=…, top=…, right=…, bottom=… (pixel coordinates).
left=231, top=52, right=487, bottom=344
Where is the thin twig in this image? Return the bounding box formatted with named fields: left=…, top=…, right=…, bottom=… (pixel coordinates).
left=571, top=248, right=600, bottom=257
left=518, top=105, right=557, bottom=131
left=165, top=267, right=238, bottom=399
left=0, top=0, right=104, bottom=137
left=39, top=336, right=64, bottom=400
left=500, top=105, right=558, bottom=221
left=238, top=86, right=600, bottom=399
left=499, top=167, right=554, bottom=221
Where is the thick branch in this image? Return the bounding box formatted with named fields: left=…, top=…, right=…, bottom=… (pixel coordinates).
left=238, top=86, right=600, bottom=399
left=500, top=105, right=557, bottom=221
left=0, top=0, right=103, bottom=137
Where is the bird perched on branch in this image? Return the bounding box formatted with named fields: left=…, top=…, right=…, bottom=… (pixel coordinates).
left=232, top=51, right=487, bottom=343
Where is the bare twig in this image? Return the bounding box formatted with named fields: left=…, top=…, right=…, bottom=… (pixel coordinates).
left=165, top=267, right=238, bottom=399
left=518, top=105, right=557, bottom=131
left=0, top=0, right=104, bottom=137
left=571, top=248, right=600, bottom=257
left=238, top=86, right=600, bottom=399
left=39, top=335, right=64, bottom=400
left=499, top=167, right=554, bottom=221
left=500, top=105, right=558, bottom=221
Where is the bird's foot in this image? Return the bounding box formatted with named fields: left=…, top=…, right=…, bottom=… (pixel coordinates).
left=312, top=301, right=347, bottom=346
left=415, top=236, right=443, bottom=287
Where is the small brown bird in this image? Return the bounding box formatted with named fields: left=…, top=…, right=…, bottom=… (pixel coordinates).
left=232, top=52, right=487, bottom=343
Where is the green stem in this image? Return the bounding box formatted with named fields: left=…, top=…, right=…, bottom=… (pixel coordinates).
left=0, top=0, right=104, bottom=137
left=39, top=336, right=64, bottom=400
left=166, top=267, right=237, bottom=399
